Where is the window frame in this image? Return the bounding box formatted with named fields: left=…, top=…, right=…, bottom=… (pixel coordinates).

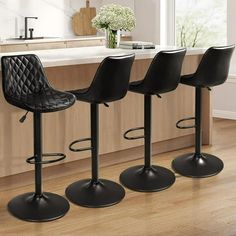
left=162, top=0, right=227, bottom=47
left=160, top=0, right=175, bottom=46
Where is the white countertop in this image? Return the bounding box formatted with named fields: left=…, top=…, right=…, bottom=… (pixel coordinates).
left=0, top=35, right=104, bottom=45
left=0, top=45, right=206, bottom=70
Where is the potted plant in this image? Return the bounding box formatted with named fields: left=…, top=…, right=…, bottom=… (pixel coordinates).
left=92, top=4, right=136, bottom=48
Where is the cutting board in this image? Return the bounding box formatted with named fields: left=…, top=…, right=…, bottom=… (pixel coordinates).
left=72, top=0, right=97, bottom=36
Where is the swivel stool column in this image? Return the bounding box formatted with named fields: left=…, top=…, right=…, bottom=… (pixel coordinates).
left=1, top=54, right=76, bottom=222
left=119, top=49, right=186, bottom=192
left=172, top=45, right=235, bottom=178
left=66, top=54, right=135, bottom=207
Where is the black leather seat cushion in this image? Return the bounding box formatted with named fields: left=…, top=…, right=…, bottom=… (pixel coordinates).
left=180, top=74, right=203, bottom=87
left=129, top=80, right=150, bottom=94
left=1, top=54, right=76, bottom=113
left=129, top=80, right=176, bottom=95
left=68, top=88, right=90, bottom=103
left=5, top=89, right=75, bottom=113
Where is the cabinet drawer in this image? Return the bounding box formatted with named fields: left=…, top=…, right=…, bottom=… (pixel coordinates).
left=66, top=39, right=104, bottom=48
left=1, top=44, right=28, bottom=52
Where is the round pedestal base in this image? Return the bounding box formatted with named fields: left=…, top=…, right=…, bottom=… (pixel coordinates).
left=172, top=153, right=224, bottom=178
left=65, top=179, right=125, bottom=208
left=8, top=192, right=70, bottom=222
left=119, top=165, right=176, bottom=192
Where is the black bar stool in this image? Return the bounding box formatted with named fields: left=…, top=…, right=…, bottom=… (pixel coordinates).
left=119, top=49, right=186, bottom=192
left=66, top=54, right=135, bottom=207
left=172, top=45, right=235, bottom=178
left=1, top=54, right=76, bottom=222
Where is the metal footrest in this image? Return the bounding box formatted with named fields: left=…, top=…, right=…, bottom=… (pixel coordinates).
left=124, top=127, right=145, bottom=140
left=26, top=153, right=66, bottom=165
left=176, top=117, right=196, bottom=129
left=69, top=138, right=92, bottom=152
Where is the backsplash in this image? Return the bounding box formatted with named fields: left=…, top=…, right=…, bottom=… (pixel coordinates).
left=0, top=0, right=102, bottom=40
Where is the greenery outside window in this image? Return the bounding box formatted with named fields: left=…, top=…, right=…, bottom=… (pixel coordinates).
left=175, top=0, right=227, bottom=47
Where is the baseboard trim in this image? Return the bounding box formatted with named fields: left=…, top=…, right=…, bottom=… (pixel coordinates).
left=213, top=109, right=236, bottom=120
left=213, top=77, right=236, bottom=120
left=228, top=75, right=236, bottom=82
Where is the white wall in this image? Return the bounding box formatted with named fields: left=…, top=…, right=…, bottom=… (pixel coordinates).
left=101, top=0, right=134, bottom=8
left=101, top=0, right=161, bottom=43
left=132, top=0, right=161, bottom=44
left=227, top=0, right=236, bottom=74
left=213, top=0, right=236, bottom=120
left=0, top=0, right=161, bottom=43
left=213, top=78, right=236, bottom=119
left=0, top=0, right=102, bottom=39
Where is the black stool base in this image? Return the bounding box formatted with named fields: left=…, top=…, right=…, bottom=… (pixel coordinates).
left=65, top=179, right=125, bottom=208
left=172, top=153, right=224, bottom=178
left=119, top=165, right=176, bottom=192
left=8, top=192, right=70, bottom=222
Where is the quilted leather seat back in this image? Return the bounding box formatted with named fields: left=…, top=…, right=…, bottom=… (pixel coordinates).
left=1, top=54, right=50, bottom=100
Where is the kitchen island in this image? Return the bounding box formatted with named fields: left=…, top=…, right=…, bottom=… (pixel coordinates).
left=0, top=46, right=209, bottom=177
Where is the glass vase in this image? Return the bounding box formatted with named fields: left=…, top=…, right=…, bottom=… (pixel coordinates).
left=105, top=29, right=120, bottom=48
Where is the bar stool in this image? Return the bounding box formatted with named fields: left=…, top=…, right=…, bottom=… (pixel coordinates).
left=1, top=54, right=76, bottom=222
left=66, top=54, right=135, bottom=207
left=172, top=45, right=235, bottom=178
left=119, top=49, right=186, bottom=192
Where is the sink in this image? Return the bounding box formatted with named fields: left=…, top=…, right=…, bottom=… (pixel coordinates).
left=7, top=37, right=61, bottom=41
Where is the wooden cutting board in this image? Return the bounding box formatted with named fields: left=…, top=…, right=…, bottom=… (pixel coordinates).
left=72, top=0, right=97, bottom=36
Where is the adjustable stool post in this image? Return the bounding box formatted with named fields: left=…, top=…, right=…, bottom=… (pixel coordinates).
left=144, top=95, right=151, bottom=169
left=8, top=113, right=70, bottom=222
left=172, top=87, right=224, bottom=178
left=2, top=54, right=75, bottom=222
left=65, top=54, right=135, bottom=208
left=34, top=112, right=42, bottom=197
left=66, top=104, right=125, bottom=207
left=91, top=103, right=99, bottom=182
left=195, top=87, right=202, bottom=157
left=119, top=49, right=187, bottom=192
left=120, top=95, right=176, bottom=192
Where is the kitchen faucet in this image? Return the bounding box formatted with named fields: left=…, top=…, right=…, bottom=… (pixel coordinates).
left=24, top=17, right=38, bottom=39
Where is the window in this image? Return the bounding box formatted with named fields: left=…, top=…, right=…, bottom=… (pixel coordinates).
left=175, top=0, right=227, bottom=47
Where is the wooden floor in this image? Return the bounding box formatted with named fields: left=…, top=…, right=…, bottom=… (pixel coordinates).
left=0, top=118, right=236, bottom=236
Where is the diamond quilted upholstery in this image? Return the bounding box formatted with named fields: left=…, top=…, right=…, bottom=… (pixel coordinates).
left=1, top=54, right=75, bottom=113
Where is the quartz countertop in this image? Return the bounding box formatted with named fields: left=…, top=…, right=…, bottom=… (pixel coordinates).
left=0, top=45, right=206, bottom=70
left=0, top=35, right=104, bottom=45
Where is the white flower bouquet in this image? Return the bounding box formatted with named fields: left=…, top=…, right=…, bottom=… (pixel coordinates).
left=92, top=4, right=136, bottom=31
left=92, top=4, right=136, bottom=48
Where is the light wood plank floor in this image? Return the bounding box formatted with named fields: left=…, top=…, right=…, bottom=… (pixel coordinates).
left=0, top=118, right=236, bottom=236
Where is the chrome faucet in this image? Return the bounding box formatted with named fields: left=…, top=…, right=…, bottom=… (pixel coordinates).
left=24, top=17, right=38, bottom=39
